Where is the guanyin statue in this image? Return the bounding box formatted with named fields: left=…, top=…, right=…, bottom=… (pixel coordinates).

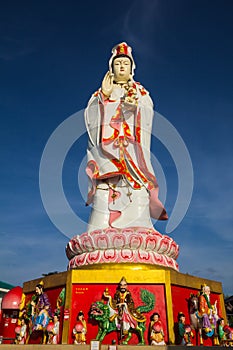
left=66, top=43, right=179, bottom=271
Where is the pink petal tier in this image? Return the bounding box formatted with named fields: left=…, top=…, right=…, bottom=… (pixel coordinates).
left=66, top=227, right=179, bottom=271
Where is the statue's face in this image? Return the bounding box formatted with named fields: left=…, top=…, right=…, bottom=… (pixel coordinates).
left=180, top=315, right=185, bottom=324
left=119, top=281, right=127, bottom=292
left=113, top=57, right=131, bottom=83
left=35, top=286, right=42, bottom=295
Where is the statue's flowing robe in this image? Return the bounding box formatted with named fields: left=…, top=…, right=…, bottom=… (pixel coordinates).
left=85, top=82, right=167, bottom=232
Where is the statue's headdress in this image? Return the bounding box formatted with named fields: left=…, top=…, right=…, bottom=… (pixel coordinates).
left=119, top=276, right=128, bottom=285
left=201, top=283, right=210, bottom=294
left=109, top=42, right=136, bottom=77
left=178, top=311, right=185, bottom=320
left=36, top=280, right=44, bottom=290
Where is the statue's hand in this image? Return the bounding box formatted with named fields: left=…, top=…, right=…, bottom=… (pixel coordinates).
left=101, top=71, right=114, bottom=98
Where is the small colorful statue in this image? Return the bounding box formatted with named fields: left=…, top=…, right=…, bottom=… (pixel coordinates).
left=217, top=318, right=233, bottom=346
left=31, top=282, right=51, bottom=329
left=198, top=284, right=220, bottom=345
left=90, top=277, right=155, bottom=345
left=149, top=312, right=166, bottom=345
left=223, top=322, right=233, bottom=346
left=46, top=313, right=60, bottom=344
left=177, top=312, right=193, bottom=346
left=110, top=277, right=146, bottom=340
left=198, top=284, right=218, bottom=334
left=73, top=311, right=87, bottom=344
left=27, top=281, right=51, bottom=344
left=14, top=317, right=28, bottom=344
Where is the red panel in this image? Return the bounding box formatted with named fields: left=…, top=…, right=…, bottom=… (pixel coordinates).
left=68, top=283, right=166, bottom=345
left=171, top=285, right=222, bottom=346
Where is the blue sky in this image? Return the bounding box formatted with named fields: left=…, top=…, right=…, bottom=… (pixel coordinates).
left=0, top=0, right=232, bottom=295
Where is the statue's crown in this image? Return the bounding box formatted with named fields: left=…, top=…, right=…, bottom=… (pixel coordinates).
left=109, top=42, right=136, bottom=76
left=115, top=42, right=130, bottom=56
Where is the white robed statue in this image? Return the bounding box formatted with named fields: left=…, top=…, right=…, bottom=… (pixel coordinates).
left=66, top=43, right=179, bottom=271
left=85, top=42, right=167, bottom=232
